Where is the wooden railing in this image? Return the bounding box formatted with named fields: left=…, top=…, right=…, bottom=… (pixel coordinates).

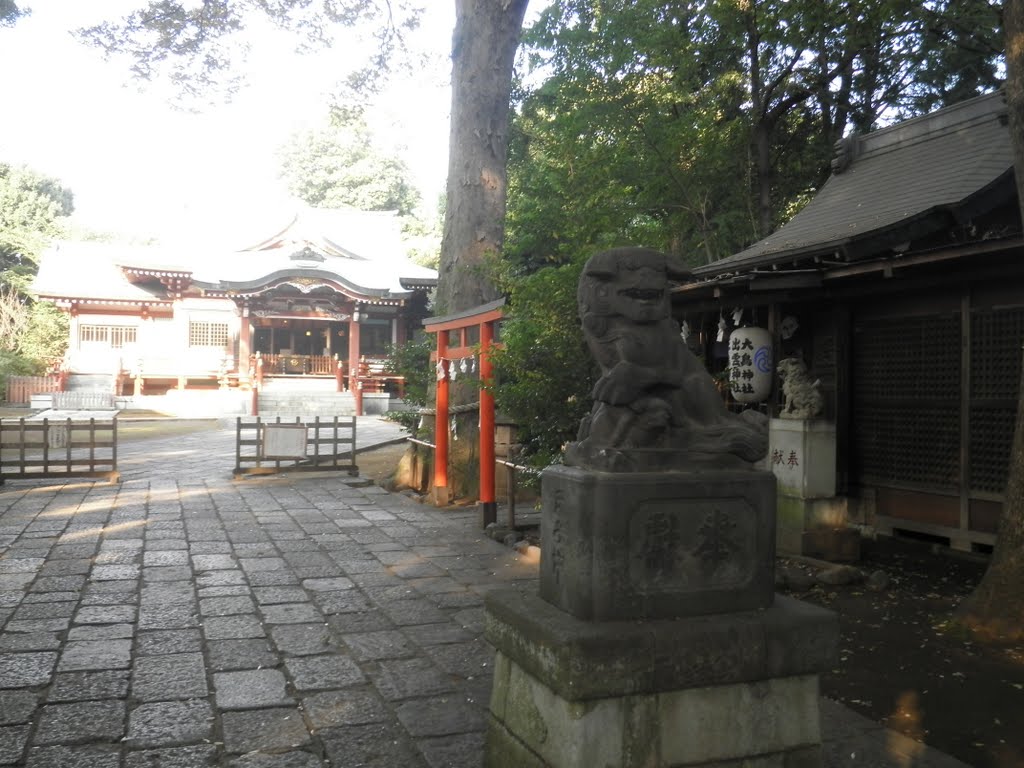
left=5, top=375, right=63, bottom=405
left=233, top=416, right=358, bottom=479
left=256, top=354, right=336, bottom=376
left=0, top=417, right=119, bottom=484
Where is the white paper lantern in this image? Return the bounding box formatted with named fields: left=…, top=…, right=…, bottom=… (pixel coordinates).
left=728, top=327, right=772, bottom=403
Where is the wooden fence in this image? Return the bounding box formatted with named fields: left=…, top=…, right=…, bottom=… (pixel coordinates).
left=0, top=418, right=119, bottom=484
left=233, top=416, right=358, bottom=479
left=5, top=375, right=62, bottom=405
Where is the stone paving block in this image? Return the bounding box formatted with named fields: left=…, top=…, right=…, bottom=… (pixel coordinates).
left=260, top=603, right=322, bottom=625
left=221, top=707, right=311, bottom=754
left=20, top=591, right=77, bottom=604
left=225, top=748, right=322, bottom=768
left=24, top=744, right=122, bottom=767
left=202, top=615, right=265, bottom=640
left=0, top=633, right=61, bottom=652
left=195, top=570, right=247, bottom=588
left=247, top=571, right=300, bottom=587
left=249, top=587, right=303, bottom=605
left=80, top=589, right=137, bottom=607
left=198, top=585, right=251, bottom=598
left=0, top=689, right=37, bottom=724
left=0, top=651, right=58, bottom=686
left=407, top=577, right=469, bottom=595
left=364, top=585, right=416, bottom=602
left=206, top=639, right=278, bottom=672
left=124, top=744, right=218, bottom=768
left=269, top=623, right=338, bottom=656
left=396, top=697, right=486, bottom=738
left=91, top=564, right=141, bottom=581
left=214, top=668, right=292, bottom=709
left=342, top=630, right=416, bottom=661
left=371, top=657, right=456, bottom=701
left=67, top=623, right=135, bottom=641
left=138, top=604, right=200, bottom=631
left=378, top=599, right=449, bottom=627
left=199, top=596, right=256, bottom=616
left=13, top=601, right=76, bottom=620
left=132, top=653, right=209, bottom=701
left=191, top=553, right=237, bottom=571
left=0, top=724, right=31, bottom=764
left=302, top=688, right=389, bottom=729
left=0, top=557, right=44, bottom=574
left=143, top=551, right=189, bottom=567
left=327, top=612, right=394, bottom=635
left=23, top=574, right=70, bottom=592
left=143, top=566, right=194, bottom=582
left=136, top=629, right=204, bottom=656
left=73, top=604, right=137, bottom=625
left=320, top=722, right=428, bottom=768
left=49, top=670, right=130, bottom=702
left=312, top=590, right=374, bottom=615
left=125, top=699, right=214, bottom=748
left=3, top=618, right=70, bottom=634
left=424, top=640, right=494, bottom=680
left=300, top=577, right=354, bottom=592
left=403, top=622, right=474, bottom=647
left=59, top=639, right=131, bottom=672
left=284, top=655, right=365, bottom=691
left=432, top=592, right=485, bottom=610
left=33, top=699, right=126, bottom=745
left=239, top=558, right=287, bottom=574
left=418, top=731, right=487, bottom=768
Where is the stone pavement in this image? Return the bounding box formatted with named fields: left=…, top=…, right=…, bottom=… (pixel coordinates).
left=0, top=417, right=968, bottom=767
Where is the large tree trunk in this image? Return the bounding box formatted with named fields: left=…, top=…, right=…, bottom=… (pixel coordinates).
left=436, top=0, right=530, bottom=315
left=955, top=0, right=1024, bottom=639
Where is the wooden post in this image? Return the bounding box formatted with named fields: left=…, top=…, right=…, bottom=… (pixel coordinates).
left=433, top=331, right=450, bottom=505
left=238, top=307, right=253, bottom=387
left=348, top=312, right=362, bottom=414
left=479, top=320, right=497, bottom=527
left=335, top=355, right=345, bottom=393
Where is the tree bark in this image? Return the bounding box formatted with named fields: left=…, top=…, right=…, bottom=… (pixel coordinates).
left=436, top=0, right=530, bottom=315
left=955, top=0, right=1024, bottom=639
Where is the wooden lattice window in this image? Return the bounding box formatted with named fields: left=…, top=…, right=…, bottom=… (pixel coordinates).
left=79, top=324, right=137, bottom=349
left=851, top=312, right=961, bottom=491
left=189, top=320, right=229, bottom=348
left=969, top=307, right=1024, bottom=494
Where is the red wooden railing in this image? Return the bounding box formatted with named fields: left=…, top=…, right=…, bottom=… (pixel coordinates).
left=5, top=375, right=63, bottom=405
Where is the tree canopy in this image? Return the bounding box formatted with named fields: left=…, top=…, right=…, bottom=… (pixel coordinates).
left=277, top=111, right=420, bottom=215
left=504, top=0, right=1004, bottom=271
left=75, top=0, right=425, bottom=106
left=0, top=163, right=74, bottom=286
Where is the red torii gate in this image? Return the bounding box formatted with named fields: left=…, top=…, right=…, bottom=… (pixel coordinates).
left=422, top=298, right=505, bottom=526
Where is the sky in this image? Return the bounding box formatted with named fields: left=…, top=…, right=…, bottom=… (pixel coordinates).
left=0, top=1, right=456, bottom=246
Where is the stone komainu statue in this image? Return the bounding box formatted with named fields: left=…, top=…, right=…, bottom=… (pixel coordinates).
left=564, top=247, right=768, bottom=472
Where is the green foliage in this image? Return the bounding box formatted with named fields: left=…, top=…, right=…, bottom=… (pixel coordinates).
left=383, top=335, right=432, bottom=432
left=0, top=349, right=43, bottom=402
left=490, top=257, right=595, bottom=469
left=0, top=163, right=74, bottom=275
left=506, top=0, right=1005, bottom=268
left=277, top=112, right=421, bottom=216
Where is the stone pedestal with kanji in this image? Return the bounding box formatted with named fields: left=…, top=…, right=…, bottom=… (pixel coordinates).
left=483, top=466, right=838, bottom=768
left=770, top=418, right=857, bottom=560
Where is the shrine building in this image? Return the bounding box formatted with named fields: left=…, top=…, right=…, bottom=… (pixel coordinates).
left=32, top=207, right=437, bottom=406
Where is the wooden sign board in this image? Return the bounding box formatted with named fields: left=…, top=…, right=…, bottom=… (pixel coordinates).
left=261, top=424, right=308, bottom=460
left=47, top=424, right=69, bottom=449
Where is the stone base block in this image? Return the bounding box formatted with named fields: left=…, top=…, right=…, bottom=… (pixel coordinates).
left=484, top=590, right=837, bottom=768
left=539, top=465, right=776, bottom=620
